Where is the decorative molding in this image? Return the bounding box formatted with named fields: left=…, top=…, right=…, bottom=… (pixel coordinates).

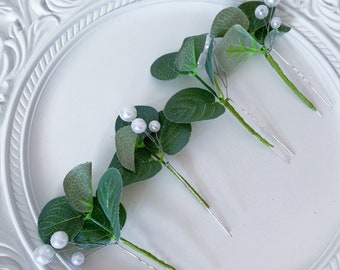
left=1, top=0, right=139, bottom=269
left=0, top=243, right=24, bottom=270
left=279, top=0, right=340, bottom=77
left=0, top=0, right=92, bottom=118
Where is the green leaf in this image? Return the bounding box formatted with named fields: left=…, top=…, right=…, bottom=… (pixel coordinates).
left=254, top=26, right=268, bottom=45
left=164, top=88, right=225, bottom=123
left=216, top=24, right=263, bottom=75
left=255, top=24, right=291, bottom=45
left=109, top=148, right=162, bottom=186
left=265, top=29, right=285, bottom=48
left=278, top=24, right=291, bottom=34
left=97, top=168, right=123, bottom=241
left=146, top=111, right=192, bottom=155
left=73, top=201, right=126, bottom=249
left=63, top=162, right=93, bottom=213
left=238, top=1, right=275, bottom=33
left=73, top=198, right=113, bottom=249
left=115, top=106, right=159, bottom=132
left=175, top=34, right=207, bottom=75
left=115, top=126, right=137, bottom=172
left=150, top=52, right=180, bottom=80
left=38, top=196, right=84, bottom=244
left=119, top=203, right=127, bottom=229
left=210, top=7, right=249, bottom=38
left=205, top=39, right=215, bottom=85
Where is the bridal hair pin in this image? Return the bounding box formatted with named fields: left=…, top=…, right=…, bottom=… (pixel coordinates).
left=112, top=105, right=232, bottom=237
left=151, top=0, right=332, bottom=162
left=244, top=0, right=332, bottom=113
left=34, top=163, right=175, bottom=269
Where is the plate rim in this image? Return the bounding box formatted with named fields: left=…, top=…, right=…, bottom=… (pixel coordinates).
left=0, top=0, right=339, bottom=269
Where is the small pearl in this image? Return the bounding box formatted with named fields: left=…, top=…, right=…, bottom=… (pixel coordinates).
left=131, top=118, right=147, bottom=134
left=149, top=120, right=161, bottom=132
left=50, top=231, right=69, bottom=249
left=255, top=5, right=269, bottom=19
left=271, top=17, right=282, bottom=29
left=119, top=106, right=137, bottom=122
left=33, top=244, right=56, bottom=265
left=71, top=252, right=85, bottom=266
left=264, top=0, right=281, bottom=7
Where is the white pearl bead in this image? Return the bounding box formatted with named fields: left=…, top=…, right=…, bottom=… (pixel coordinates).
left=33, top=244, right=56, bottom=265
left=131, top=118, right=147, bottom=134
left=255, top=5, right=269, bottom=19
left=149, top=120, right=161, bottom=132
left=50, top=231, right=69, bottom=249
left=264, top=0, right=281, bottom=7
left=71, top=252, right=85, bottom=266
left=119, top=106, right=137, bottom=122
left=270, top=16, right=282, bottom=29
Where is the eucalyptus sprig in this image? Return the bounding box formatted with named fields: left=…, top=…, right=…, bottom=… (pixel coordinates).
left=112, top=105, right=232, bottom=237
left=34, top=162, right=175, bottom=270
left=150, top=0, right=322, bottom=160
left=222, top=0, right=317, bottom=111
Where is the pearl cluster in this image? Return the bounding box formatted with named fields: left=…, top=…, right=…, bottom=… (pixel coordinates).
left=254, top=0, right=282, bottom=29
left=119, top=106, right=161, bottom=134
left=33, top=231, right=85, bottom=266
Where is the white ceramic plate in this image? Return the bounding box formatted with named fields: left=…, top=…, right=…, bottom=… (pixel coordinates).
left=0, top=0, right=340, bottom=269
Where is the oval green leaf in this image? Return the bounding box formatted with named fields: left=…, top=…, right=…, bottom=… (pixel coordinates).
left=164, top=88, right=225, bottom=123
left=109, top=148, right=162, bottom=186
left=175, top=34, right=207, bottom=74
left=38, top=196, right=84, bottom=244
left=63, top=162, right=93, bottom=213
left=97, top=168, right=123, bottom=241
left=150, top=52, right=180, bottom=80
left=73, top=198, right=113, bottom=249
left=115, top=125, right=137, bottom=172
left=210, top=7, right=249, bottom=38
left=74, top=202, right=127, bottom=249
left=216, top=24, right=263, bottom=75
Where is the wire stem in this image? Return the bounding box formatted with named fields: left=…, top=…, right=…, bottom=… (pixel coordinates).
left=221, top=98, right=273, bottom=147
left=265, top=53, right=317, bottom=111
left=159, top=158, right=232, bottom=237
left=120, top=238, right=176, bottom=270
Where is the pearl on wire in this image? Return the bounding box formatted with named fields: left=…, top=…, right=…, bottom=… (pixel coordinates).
left=71, top=252, right=85, bottom=266
left=149, top=120, right=161, bottom=133
left=131, top=118, right=147, bottom=134
left=119, top=106, right=137, bottom=122
left=270, top=17, right=282, bottom=29
left=33, top=244, right=56, bottom=265
left=50, top=231, right=69, bottom=249
left=264, top=0, right=281, bottom=8
left=255, top=5, right=269, bottom=19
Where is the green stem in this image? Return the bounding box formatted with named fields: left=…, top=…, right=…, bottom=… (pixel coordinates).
left=88, top=217, right=175, bottom=269
left=195, top=75, right=218, bottom=98
left=221, top=98, right=273, bottom=147
left=120, top=237, right=176, bottom=270
left=214, top=74, right=225, bottom=99
left=265, top=53, right=317, bottom=111
left=160, top=158, right=210, bottom=209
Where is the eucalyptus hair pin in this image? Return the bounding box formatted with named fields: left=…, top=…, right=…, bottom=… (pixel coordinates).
left=150, top=0, right=332, bottom=162
left=216, top=0, right=329, bottom=113
left=151, top=28, right=290, bottom=161
left=270, top=48, right=333, bottom=110
left=34, top=163, right=175, bottom=269
left=112, top=105, right=232, bottom=237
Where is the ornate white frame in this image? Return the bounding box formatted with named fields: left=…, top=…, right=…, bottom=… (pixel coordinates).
left=0, top=0, right=339, bottom=269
